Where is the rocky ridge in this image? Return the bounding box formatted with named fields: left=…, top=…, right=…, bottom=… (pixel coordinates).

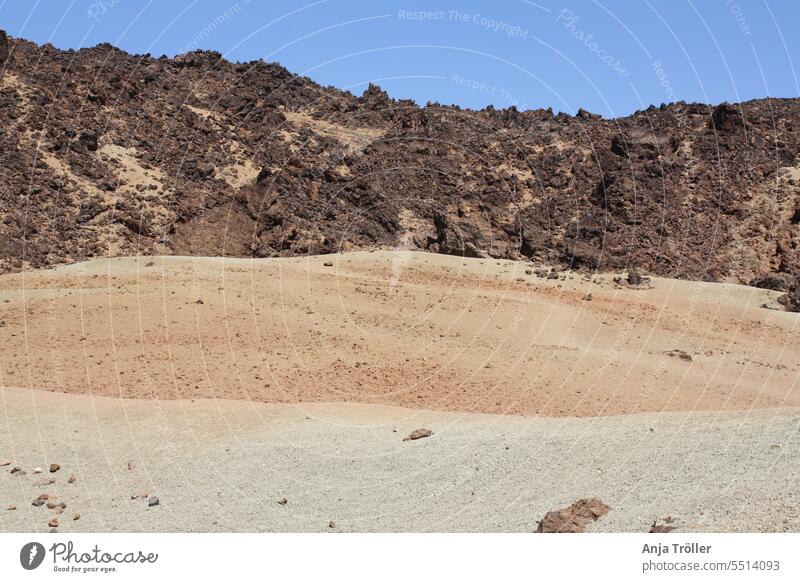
left=1, top=32, right=800, bottom=288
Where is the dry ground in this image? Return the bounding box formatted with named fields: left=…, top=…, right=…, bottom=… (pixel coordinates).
left=0, top=251, right=798, bottom=417
left=1, top=387, right=798, bottom=533
left=2, top=252, right=800, bottom=532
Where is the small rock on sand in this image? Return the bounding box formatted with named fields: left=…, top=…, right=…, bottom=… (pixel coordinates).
left=323, top=261, right=334, bottom=267
left=33, top=467, right=42, bottom=474
left=328, top=520, right=336, bottom=529
left=68, top=474, right=77, bottom=484
left=48, top=518, right=59, bottom=528
left=72, top=513, right=80, bottom=521
left=277, top=497, right=288, bottom=505
left=664, top=349, right=693, bottom=362
left=148, top=496, right=159, bottom=507
left=403, top=428, right=433, bottom=441
left=0, top=459, right=10, bottom=466
left=649, top=515, right=677, bottom=533
left=627, top=271, right=643, bottom=286
left=536, top=498, right=610, bottom=533
left=49, top=463, right=60, bottom=473
left=6, top=505, right=16, bottom=511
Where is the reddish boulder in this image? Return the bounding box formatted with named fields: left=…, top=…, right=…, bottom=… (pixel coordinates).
left=536, top=498, right=610, bottom=533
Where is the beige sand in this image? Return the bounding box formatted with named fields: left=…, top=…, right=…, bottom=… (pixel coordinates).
left=0, top=251, right=798, bottom=417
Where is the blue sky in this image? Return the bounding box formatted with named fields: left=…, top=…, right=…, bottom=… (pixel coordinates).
left=1, top=0, right=798, bottom=117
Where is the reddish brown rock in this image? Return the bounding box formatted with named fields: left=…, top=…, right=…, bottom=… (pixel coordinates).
left=536, top=498, right=611, bottom=533
left=0, top=32, right=795, bottom=284
left=403, top=429, right=433, bottom=441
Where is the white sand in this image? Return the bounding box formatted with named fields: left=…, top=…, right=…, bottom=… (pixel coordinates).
left=1, top=387, right=798, bottom=533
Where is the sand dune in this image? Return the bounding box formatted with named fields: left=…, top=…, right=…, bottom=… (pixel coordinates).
left=0, top=251, right=798, bottom=416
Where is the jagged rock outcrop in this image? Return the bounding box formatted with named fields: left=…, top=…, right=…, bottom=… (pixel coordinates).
left=1, top=31, right=800, bottom=290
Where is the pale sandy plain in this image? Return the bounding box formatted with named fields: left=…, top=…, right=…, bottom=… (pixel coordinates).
left=1, top=251, right=800, bottom=532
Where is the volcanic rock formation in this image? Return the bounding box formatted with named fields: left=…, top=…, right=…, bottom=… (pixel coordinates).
left=1, top=32, right=800, bottom=288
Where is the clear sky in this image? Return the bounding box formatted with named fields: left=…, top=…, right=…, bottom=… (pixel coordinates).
left=1, top=0, right=798, bottom=117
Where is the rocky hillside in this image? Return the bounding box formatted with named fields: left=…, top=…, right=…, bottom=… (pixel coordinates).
left=1, top=32, right=799, bottom=284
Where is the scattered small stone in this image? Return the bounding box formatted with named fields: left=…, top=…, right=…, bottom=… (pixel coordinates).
left=664, top=349, right=693, bottom=362
left=144, top=261, right=155, bottom=267
left=547, top=271, right=559, bottom=280
left=650, top=515, right=677, bottom=533
left=195, top=299, right=204, bottom=304
left=67, top=474, right=77, bottom=484
left=536, top=498, right=611, bottom=533
left=52, top=506, right=63, bottom=515
left=49, top=463, right=60, bottom=473
left=0, top=459, right=10, bottom=466
left=323, top=261, right=333, bottom=267
left=10, top=466, right=21, bottom=474
left=48, top=518, right=59, bottom=528
left=6, top=505, right=16, bottom=511
left=36, top=478, right=56, bottom=487
left=583, top=293, right=592, bottom=301
left=32, top=499, right=45, bottom=507
left=33, top=467, right=42, bottom=474
left=127, top=461, right=134, bottom=470
left=72, top=513, right=80, bottom=521
left=403, top=428, right=433, bottom=441
left=46, top=501, right=60, bottom=509
left=328, top=520, right=336, bottom=528
left=148, top=496, right=159, bottom=507
left=277, top=497, right=288, bottom=505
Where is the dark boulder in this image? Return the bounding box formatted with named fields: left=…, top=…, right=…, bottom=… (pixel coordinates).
left=750, top=273, right=796, bottom=292
left=0, top=29, right=8, bottom=67
left=709, top=102, right=743, bottom=132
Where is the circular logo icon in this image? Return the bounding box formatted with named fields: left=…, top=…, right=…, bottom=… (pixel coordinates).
left=20, top=542, right=46, bottom=570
